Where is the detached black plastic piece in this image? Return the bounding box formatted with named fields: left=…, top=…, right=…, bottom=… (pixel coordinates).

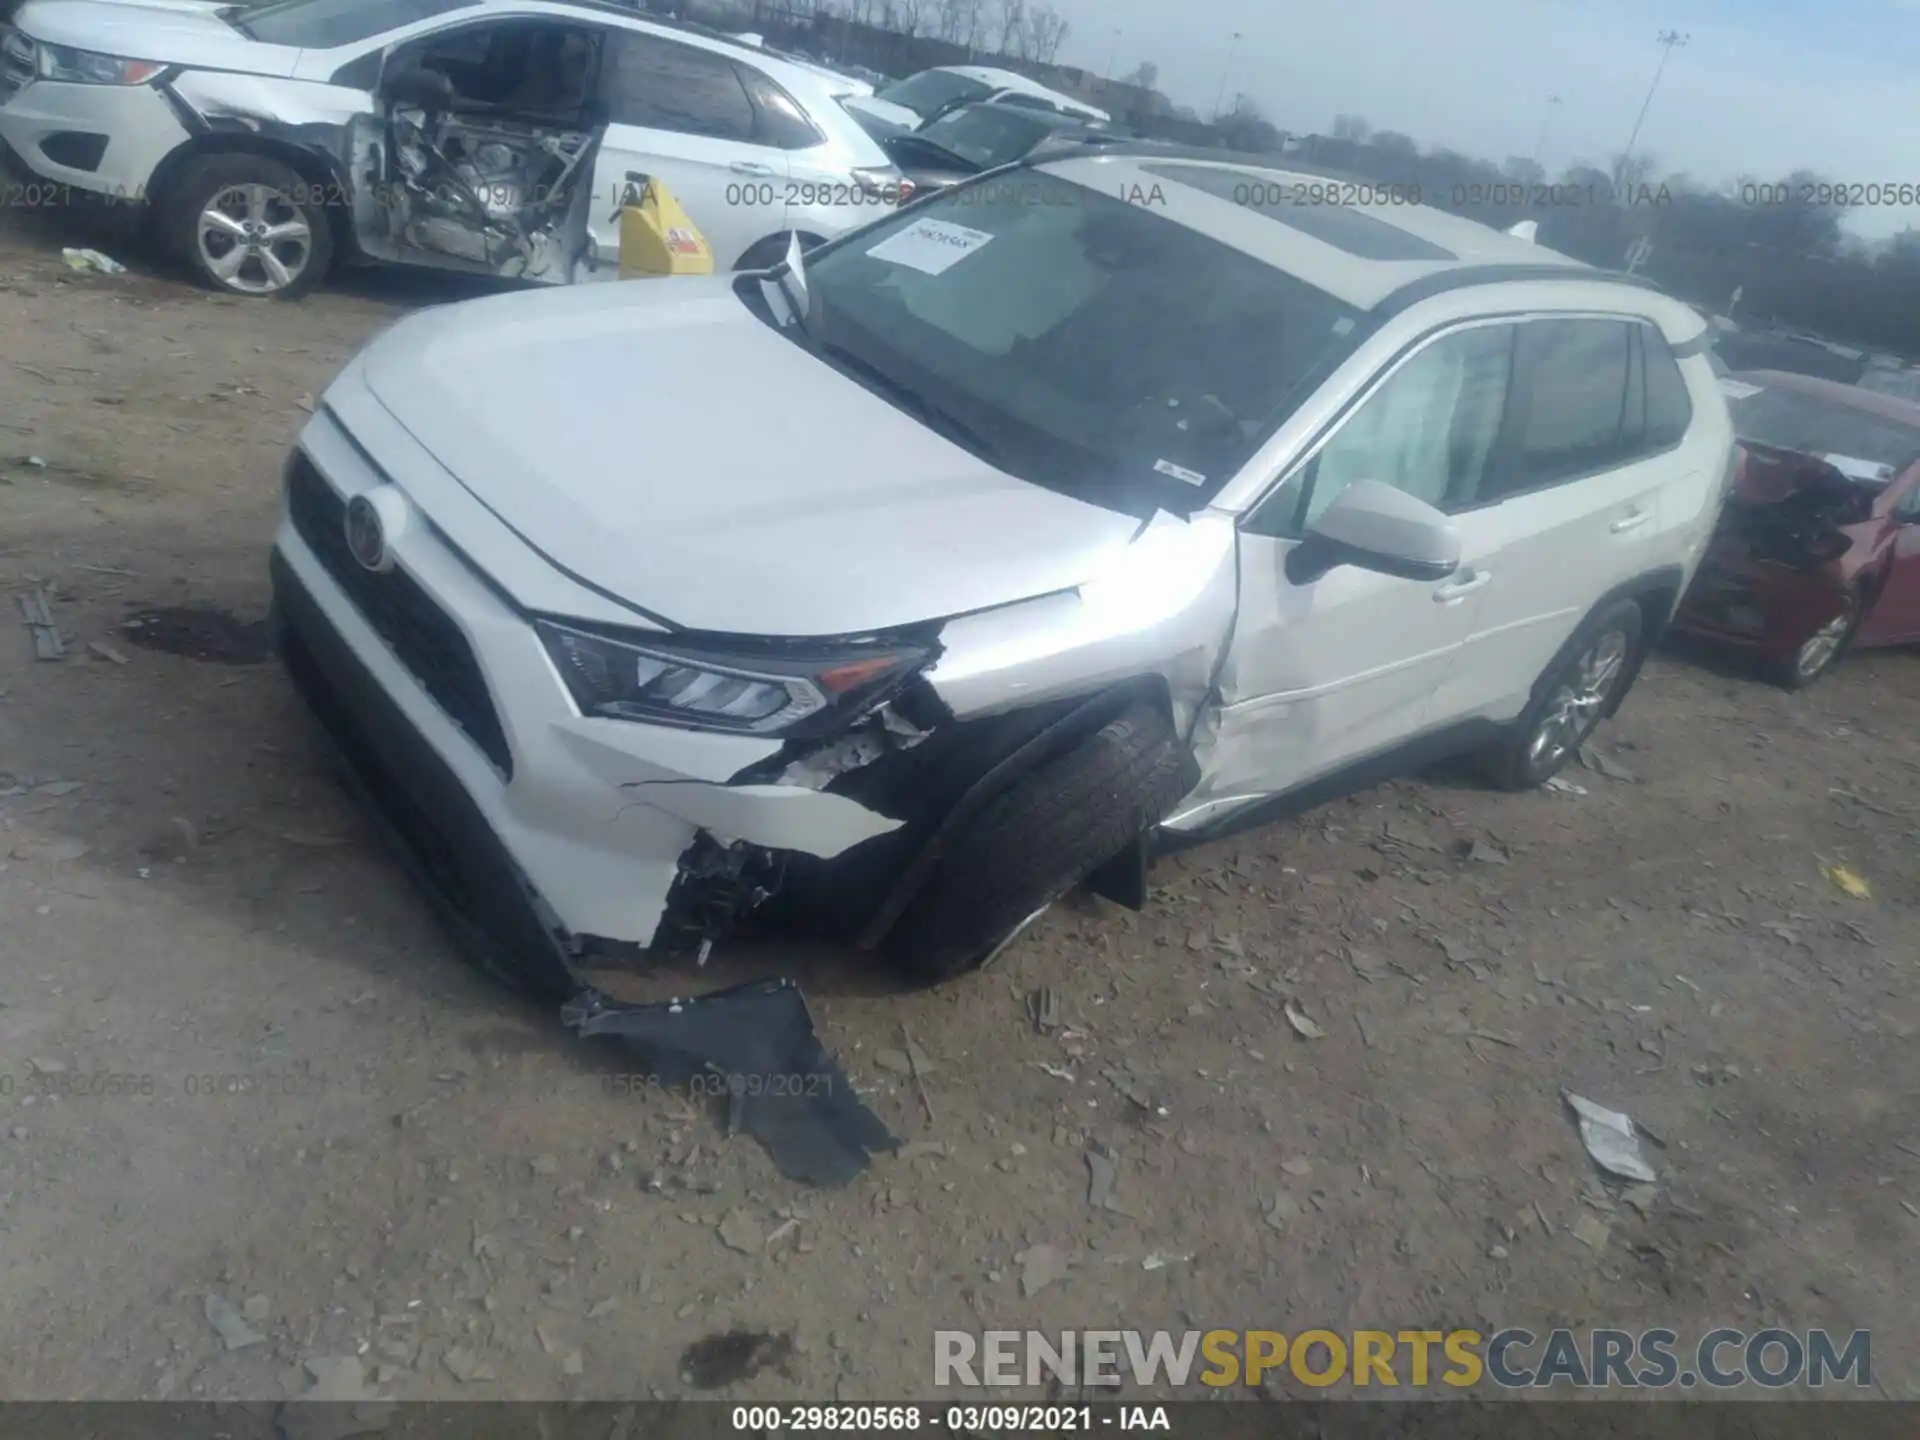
left=562, top=979, right=898, bottom=1187
left=1085, top=835, right=1149, bottom=910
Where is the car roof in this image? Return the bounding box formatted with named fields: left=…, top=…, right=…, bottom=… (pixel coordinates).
left=531, top=2, right=841, bottom=89
left=1735, top=369, right=1920, bottom=428
left=1033, top=152, right=1617, bottom=312
left=939, top=64, right=1094, bottom=108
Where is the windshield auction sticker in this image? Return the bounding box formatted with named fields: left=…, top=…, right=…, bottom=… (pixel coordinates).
left=866, top=218, right=994, bottom=275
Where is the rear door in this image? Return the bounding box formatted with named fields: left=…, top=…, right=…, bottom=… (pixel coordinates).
left=1192, top=320, right=1518, bottom=816
left=591, top=29, right=791, bottom=271
left=1431, top=317, right=1680, bottom=726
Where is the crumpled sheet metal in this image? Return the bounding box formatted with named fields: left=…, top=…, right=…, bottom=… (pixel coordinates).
left=562, top=979, right=897, bottom=1187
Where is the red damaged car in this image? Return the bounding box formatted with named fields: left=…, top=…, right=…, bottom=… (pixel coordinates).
left=1674, top=369, right=1920, bottom=688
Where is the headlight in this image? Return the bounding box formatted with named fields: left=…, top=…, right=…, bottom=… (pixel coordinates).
left=535, top=619, right=929, bottom=737
left=35, top=43, right=163, bottom=85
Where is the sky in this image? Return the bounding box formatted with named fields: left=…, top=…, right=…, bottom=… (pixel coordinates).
left=1044, top=0, right=1920, bottom=239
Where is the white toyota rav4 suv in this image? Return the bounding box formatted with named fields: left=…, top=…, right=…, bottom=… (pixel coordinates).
left=269, top=148, right=1735, bottom=997
left=0, top=0, right=900, bottom=295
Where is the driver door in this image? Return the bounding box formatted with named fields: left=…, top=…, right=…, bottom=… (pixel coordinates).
left=1190, top=322, right=1518, bottom=816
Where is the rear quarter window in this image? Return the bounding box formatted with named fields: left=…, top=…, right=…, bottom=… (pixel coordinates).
left=1641, top=327, right=1693, bottom=450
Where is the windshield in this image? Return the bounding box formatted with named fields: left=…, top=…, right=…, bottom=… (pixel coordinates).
left=874, top=70, right=994, bottom=119
left=238, top=0, right=476, bottom=47
left=1856, top=368, right=1920, bottom=404
left=916, top=106, right=1060, bottom=168
left=1728, top=384, right=1920, bottom=485
left=780, top=171, right=1364, bottom=517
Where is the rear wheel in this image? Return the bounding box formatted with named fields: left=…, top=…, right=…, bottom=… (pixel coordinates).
left=1479, top=600, right=1644, bottom=791
left=1762, top=590, right=1861, bottom=690
left=881, top=701, right=1196, bottom=983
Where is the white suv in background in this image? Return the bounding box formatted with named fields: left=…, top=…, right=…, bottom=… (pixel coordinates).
left=842, top=64, right=1108, bottom=134
left=0, top=0, right=902, bottom=295
left=270, top=148, right=1734, bottom=998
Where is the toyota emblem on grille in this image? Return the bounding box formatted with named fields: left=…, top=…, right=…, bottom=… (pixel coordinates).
left=345, top=492, right=392, bottom=573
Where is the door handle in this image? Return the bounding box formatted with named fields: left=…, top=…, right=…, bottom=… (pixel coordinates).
left=1433, top=569, right=1492, bottom=603
left=1611, top=507, right=1651, bottom=534
left=730, top=161, right=776, bottom=177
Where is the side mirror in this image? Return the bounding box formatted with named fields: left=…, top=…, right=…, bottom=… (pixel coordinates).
left=385, top=65, right=456, bottom=110
left=1285, top=479, right=1461, bottom=584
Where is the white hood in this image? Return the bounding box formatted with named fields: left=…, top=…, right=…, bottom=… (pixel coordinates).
left=355, top=280, right=1142, bottom=638
left=12, top=0, right=299, bottom=74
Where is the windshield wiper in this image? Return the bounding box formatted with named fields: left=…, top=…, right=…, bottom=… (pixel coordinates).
left=818, top=341, right=1001, bottom=462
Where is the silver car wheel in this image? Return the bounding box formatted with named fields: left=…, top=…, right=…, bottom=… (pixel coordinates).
left=1527, top=627, right=1629, bottom=771
left=1793, top=602, right=1855, bottom=679
left=197, top=183, right=312, bottom=295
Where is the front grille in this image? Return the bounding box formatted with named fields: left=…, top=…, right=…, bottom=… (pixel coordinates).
left=0, top=28, right=34, bottom=102
left=286, top=452, right=513, bottom=778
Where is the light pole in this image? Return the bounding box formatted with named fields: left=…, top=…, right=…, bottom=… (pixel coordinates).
left=1619, top=30, right=1688, bottom=177
left=1105, top=26, right=1120, bottom=78
left=1210, top=31, right=1242, bottom=121
left=1532, top=95, right=1561, bottom=169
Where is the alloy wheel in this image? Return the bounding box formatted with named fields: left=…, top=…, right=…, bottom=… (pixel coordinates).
left=1527, top=627, right=1630, bottom=771
left=1793, top=601, right=1855, bottom=680
left=197, top=183, right=312, bottom=295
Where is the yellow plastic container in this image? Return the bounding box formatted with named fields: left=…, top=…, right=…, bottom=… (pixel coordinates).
left=617, top=175, right=714, bottom=279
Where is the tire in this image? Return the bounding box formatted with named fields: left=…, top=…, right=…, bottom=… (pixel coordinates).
left=1478, top=599, right=1645, bottom=792
left=881, top=700, right=1196, bottom=983
left=1761, top=589, right=1861, bottom=691
left=164, top=153, right=333, bottom=299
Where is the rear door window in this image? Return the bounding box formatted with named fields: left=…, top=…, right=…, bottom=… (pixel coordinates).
left=605, top=32, right=756, bottom=141
left=737, top=64, right=821, bottom=148
left=1487, top=318, right=1634, bottom=500
left=1641, top=327, right=1694, bottom=450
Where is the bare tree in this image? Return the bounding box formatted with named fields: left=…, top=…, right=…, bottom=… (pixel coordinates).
left=1024, top=2, right=1068, bottom=63
left=993, top=0, right=1026, bottom=55
left=1370, top=130, right=1418, bottom=157
left=1121, top=60, right=1158, bottom=90
left=1330, top=113, right=1371, bottom=142
left=890, top=0, right=934, bottom=34
left=1217, top=93, right=1281, bottom=152
left=1502, top=156, right=1545, bottom=185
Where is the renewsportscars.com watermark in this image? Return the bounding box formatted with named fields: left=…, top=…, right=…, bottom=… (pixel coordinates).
left=934, top=1328, right=1873, bottom=1391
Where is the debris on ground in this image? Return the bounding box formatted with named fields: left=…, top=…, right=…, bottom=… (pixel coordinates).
left=1456, top=838, right=1510, bottom=864
left=1543, top=776, right=1589, bottom=796
left=1824, top=864, right=1872, bottom=900
left=1027, top=986, right=1060, bottom=1035
left=718, top=1209, right=763, bottom=1253
left=201, top=1292, right=265, bottom=1350
left=1564, top=1092, right=1657, bottom=1184
left=562, top=979, right=898, bottom=1187
left=1018, top=1243, right=1069, bottom=1297
left=17, top=588, right=66, bottom=660
left=680, top=1330, right=795, bottom=1389
left=60, top=248, right=128, bottom=276
left=278, top=1356, right=391, bottom=1440
left=440, top=1345, right=497, bottom=1383
left=11, top=836, right=90, bottom=863
left=1284, top=1000, right=1327, bottom=1040
left=1263, top=1194, right=1301, bottom=1231
left=1579, top=744, right=1637, bottom=782
left=87, top=639, right=130, bottom=665
left=1570, top=1212, right=1611, bottom=1251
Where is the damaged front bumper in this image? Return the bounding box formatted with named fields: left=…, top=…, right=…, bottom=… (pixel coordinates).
left=271, top=438, right=905, bottom=981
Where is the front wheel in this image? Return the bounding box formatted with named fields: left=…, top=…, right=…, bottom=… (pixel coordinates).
left=880, top=700, right=1197, bottom=983
left=165, top=153, right=332, bottom=299
left=1479, top=600, right=1645, bottom=791
left=1762, top=590, right=1860, bottom=690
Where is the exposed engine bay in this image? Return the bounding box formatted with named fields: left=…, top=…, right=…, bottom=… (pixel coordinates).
left=377, top=106, right=596, bottom=281
left=1723, top=444, right=1871, bottom=567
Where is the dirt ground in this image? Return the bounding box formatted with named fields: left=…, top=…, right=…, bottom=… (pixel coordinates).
left=1, top=207, right=1917, bottom=1406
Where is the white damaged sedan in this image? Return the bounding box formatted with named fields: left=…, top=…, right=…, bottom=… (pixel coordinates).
left=271, top=148, right=1732, bottom=994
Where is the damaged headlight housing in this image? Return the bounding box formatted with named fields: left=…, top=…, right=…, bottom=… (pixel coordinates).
left=536, top=620, right=928, bottom=737
left=34, top=43, right=164, bottom=85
